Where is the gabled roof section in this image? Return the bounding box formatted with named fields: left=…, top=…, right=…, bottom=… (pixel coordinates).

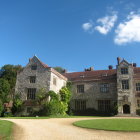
left=119, top=59, right=129, bottom=65
left=30, top=55, right=49, bottom=68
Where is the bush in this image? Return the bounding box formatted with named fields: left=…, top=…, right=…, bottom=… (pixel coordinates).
left=3, top=112, right=13, bottom=117
left=45, top=101, right=66, bottom=116
left=12, top=94, right=23, bottom=115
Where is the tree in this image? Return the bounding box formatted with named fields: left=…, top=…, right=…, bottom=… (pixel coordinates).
left=53, top=67, right=65, bottom=73
left=59, top=87, right=71, bottom=103
left=0, top=78, right=10, bottom=103
left=36, top=88, right=49, bottom=105
left=0, top=99, right=3, bottom=116
left=0, top=64, right=23, bottom=90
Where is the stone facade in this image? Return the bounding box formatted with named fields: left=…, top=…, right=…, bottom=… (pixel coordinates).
left=15, top=56, right=140, bottom=116
left=15, top=56, right=67, bottom=114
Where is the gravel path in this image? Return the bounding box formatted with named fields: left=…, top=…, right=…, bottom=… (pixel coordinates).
left=3, top=117, right=140, bottom=140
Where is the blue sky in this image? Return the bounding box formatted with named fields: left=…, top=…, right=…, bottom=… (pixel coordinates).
left=0, top=0, right=140, bottom=72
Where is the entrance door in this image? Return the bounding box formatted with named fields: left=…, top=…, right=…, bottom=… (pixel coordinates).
left=123, top=104, right=130, bottom=114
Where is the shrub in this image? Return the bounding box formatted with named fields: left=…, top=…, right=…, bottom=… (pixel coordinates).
left=12, top=94, right=23, bottom=115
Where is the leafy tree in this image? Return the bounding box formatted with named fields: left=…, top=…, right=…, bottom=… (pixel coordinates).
left=0, top=78, right=10, bottom=103
left=0, top=99, right=3, bottom=116
left=53, top=67, right=65, bottom=73
left=48, top=90, right=59, bottom=101
left=36, top=88, right=49, bottom=105
left=59, top=87, right=71, bottom=103
left=0, top=64, right=23, bottom=90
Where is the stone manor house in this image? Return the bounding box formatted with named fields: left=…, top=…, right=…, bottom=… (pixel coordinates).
left=15, top=56, right=140, bottom=116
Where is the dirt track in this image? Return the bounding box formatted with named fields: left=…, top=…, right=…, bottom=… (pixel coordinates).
left=3, top=117, right=140, bottom=140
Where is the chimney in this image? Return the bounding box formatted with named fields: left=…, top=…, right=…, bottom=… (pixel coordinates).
left=117, top=57, right=121, bottom=65
left=133, top=63, right=137, bottom=67
left=90, top=67, right=94, bottom=71
left=63, top=69, right=67, bottom=73
left=85, top=67, right=94, bottom=71
left=108, top=65, right=113, bottom=70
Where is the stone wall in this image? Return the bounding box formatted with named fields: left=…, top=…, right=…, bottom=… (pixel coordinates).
left=70, top=80, right=117, bottom=110
left=15, top=56, right=67, bottom=101
left=117, top=60, right=136, bottom=116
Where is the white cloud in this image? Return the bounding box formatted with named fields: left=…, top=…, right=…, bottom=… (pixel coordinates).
left=82, top=22, right=93, bottom=31
left=114, top=12, right=140, bottom=45
left=95, top=13, right=117, bottom=35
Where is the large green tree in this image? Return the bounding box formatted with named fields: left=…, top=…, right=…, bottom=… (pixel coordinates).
left=0, top=99, right=3, bottom=116
left=0, top=78, right=10, bottom=103
left=0, top=64, right=23, bottom=90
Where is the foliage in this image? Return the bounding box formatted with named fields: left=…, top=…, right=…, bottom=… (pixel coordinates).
left=48, top=90, right=59, bottom=101
left=36, top=88, right=49, bottom=105
left=73, top=119, right=140, bottom=132
left=0, top=120, right=13, bottom=139
left=66, top=81, right=72, bottom=90
left=33, top=84, right=72, bottom=116
left=12, top=94, right=23, bottom=115
left=0, top=64, right=23, bottom=90
left=3, top=112, right=13, bottom=117
left=44, top=101, right=67, bottom=116
left=0, top=78, right=10, bottom=103
left=59, top=87, right=71, bottom=103
left=0, top=99, right=3, bottom=116
left=53, top=67, right=65, bottom=73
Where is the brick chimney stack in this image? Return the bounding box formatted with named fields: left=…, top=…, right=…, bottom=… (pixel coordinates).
left=133, top=63, right=137, bottom=67
left=63, top=69, right=67, bottom=73
left=117, top=57, right=121, bottom=65
left=108, top=65, right=113, bottom=70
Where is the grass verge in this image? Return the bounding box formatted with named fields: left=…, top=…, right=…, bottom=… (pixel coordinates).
left=73, top=119, right=140, bottom=132
left=0, top=120, right=14, bottom=139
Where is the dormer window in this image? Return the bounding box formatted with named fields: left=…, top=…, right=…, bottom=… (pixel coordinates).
left=121, top=68, right=128, bottom=74
left=31, top=65, right=37, bottom=70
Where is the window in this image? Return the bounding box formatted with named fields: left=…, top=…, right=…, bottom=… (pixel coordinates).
left=77, top=85, right=84, bottom=93
left=27, top=88, right=36, bottom=100
left=137, top=100, right=140, bottom=107
left=30, top=76, right=36, bottom=83
left=31, top=65, right=37, bottom=70
left=98, top=100, right=111, bottom=112
left=75, top=100, right=86, bottom=110
left=53, top=77, right=57, bottom=85
left=100, top=84, right=109, bottom=93
left=121, top=68, right=128, bottom=74
left=122, top=80, right=129, bottom=89
left=136, top=83, right=140, bottom=91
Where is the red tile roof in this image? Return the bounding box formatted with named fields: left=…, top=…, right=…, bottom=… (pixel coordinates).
left=63, top=69, right=117, bottom=82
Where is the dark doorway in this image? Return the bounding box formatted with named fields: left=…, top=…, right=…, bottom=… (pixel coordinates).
left=123, top=104, right=130, bottom=114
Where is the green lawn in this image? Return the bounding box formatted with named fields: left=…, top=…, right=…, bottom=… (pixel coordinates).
left=73, top=119, right=140, bottom=132
left=0, top=120, right=14, bottom=140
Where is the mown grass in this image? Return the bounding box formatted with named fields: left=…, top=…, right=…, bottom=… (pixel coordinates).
left=0, top=120, right=14, bottom=140
left=73, top=119, right=140, bottom=132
